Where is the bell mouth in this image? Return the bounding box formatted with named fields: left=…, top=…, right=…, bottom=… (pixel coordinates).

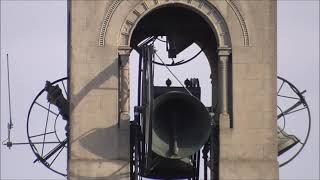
left=152, top=91, right=211, bottom=159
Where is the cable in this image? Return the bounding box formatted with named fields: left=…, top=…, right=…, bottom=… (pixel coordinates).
left=154, top=52, right=193, bottom=96
left=153, top=48, right=204, bottom=66
left=156, top=37, right=166, bottom=43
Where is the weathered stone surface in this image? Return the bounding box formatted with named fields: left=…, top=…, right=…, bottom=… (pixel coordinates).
left=69, top=160, right=129, bottom=180
left=220, top=160, right=278, bottom=180
left=69, top=0, right=277, bottom=179
left=70, top=1, right=130, bottom=179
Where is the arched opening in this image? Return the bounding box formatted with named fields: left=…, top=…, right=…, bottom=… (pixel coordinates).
left=126, top=5, right=223, bottom=179
left=129, top=5, right=220, bottom=113
left=130, top=39, right=212, bottom=116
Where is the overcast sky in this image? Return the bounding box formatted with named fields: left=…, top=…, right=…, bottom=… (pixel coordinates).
left=1, top=1, right=319, bottom=180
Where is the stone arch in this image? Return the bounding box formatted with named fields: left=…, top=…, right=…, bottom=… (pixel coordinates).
left=117, top=0, right=232, bottom=50
left=99, top=0, right=250, bottom=48
left=116, top=0, right=233, bottom=129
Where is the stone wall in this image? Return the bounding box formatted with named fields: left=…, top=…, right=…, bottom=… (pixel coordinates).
left=69, top=0, right=278, bottom=179
left=69, top=1, right=129, bottom=179
left=214, top=0, right=278, bottom=179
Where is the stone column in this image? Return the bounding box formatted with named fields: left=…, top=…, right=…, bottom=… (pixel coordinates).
left=118, top=46, right=132, bottom=129
left=218, top=47, right=232, bottom=129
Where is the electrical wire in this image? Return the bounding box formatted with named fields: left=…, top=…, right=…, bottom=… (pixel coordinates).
left=156, top=37, right=166, bottom=43
left=153, top=48, right=204, bottom=66
left=154, top=52, right=193, bottom=96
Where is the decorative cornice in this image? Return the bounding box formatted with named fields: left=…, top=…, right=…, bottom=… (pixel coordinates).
left=225, top=0, right=249, bottom=46
left=99, top=0, right=122, bottom=47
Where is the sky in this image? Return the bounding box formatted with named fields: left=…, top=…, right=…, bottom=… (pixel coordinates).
left=1, top=1, right=319, bottom=180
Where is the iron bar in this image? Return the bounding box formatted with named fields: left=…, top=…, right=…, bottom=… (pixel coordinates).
left=148, top=45, right=154, bottom=159
left=34, top=102, right=59, bottom=116
left=30, top=131, right=56, bottom=138
left=278, top=94, right=300, bottom=100
left=61, top=81, right=68, bottom=97
left=49, top=145, right=65, bottom=167
left=6, top=54, right=13, bottom=147
left=277, top=100, right=303, bottom=119
left=277, top=80, right=285, bottom=94
left=283, top=107, right=307, bottom=116
left=4, top=142, right=62, bottom=146
left=141, top=47, right=147, bottom=167
left=42, top=139, right=67, bottom=162
left=41, top=103, right=51, bottom=156
left=137, top=48, right=143, bottom=177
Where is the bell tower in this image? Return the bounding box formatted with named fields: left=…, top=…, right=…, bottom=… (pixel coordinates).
left=68, top=0, right=278, bottom=179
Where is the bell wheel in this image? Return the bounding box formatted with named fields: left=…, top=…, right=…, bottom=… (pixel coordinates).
left=27, top=77, right=69, bottom=176
left=277, top=76, right=311, bottom=167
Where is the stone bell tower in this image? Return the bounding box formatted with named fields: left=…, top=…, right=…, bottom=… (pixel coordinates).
left=68, top=0, right=278, bottom=179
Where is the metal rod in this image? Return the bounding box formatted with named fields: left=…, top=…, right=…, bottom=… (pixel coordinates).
left=61, top=81, right=68, bottom=97
left=30, top=131, right=56, bottom=138
left=277, top=80, right=285, bottom=94
left=41, top=103, right=51, bottom=156
left=141, top=47, right=147, bottom=166
left=277, top=100, right=303, bottom=119
left=6, top=54, right=13, bottom=143
left=34, top=102, right=59, bottom=116
left=50, top=145, right=65, bottom=167
left=137, top=50, right=142, bottom=114
left=4, top=142, right=62, bottom=145
left=137, top=48, right=143, bottom=174
left=42, top=139, right=67, bottom=161
left=283, top=107, right=307, bottom=116
left=278, top=94, right=300, bottom=100
left=146, top=45, right=154, bottom=167
left=154, top=52, right=193, bottom=95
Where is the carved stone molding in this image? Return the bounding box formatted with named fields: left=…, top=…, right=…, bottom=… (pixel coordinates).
left=225, top=0, right=249, bottom=46
left=99, top=0, right=249, bottom=47
left=117, top=0, right=232, bottom=49
left=99, top=0, right=122, bottom=47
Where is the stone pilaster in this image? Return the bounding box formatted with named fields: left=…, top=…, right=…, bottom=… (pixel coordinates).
left=218, top=47, right=232, bottom=129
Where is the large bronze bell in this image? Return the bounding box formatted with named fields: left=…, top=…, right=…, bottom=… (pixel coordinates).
left=152, top=91, right=211, bottom=159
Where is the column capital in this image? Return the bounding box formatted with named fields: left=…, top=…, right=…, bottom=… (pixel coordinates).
left=217, top=47, right=232, bottom=57
left=118, top=46, right=131, bottom=67
left=118, top=45, right=132, bottom=56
